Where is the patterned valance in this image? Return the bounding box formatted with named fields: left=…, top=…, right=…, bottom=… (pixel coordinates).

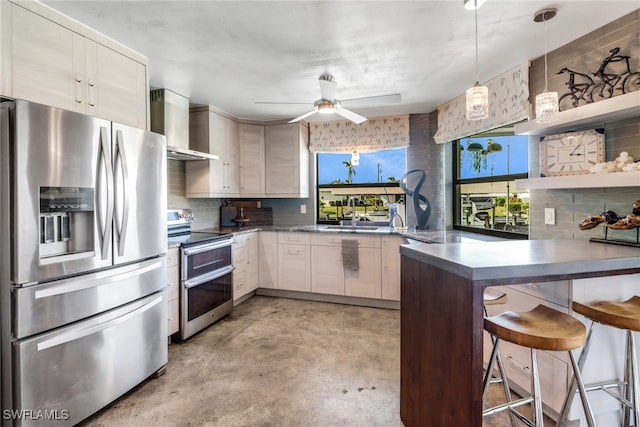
left=433, top=62, right=531, bottom=144
left=309, top=114, right=410, bottom=153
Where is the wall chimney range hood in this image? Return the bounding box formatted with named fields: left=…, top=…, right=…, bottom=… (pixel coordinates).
left=150, top=89, right=219, bottom=161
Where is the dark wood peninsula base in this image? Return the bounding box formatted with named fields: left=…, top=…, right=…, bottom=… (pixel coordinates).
left=399, top=239, right=640, bottom=427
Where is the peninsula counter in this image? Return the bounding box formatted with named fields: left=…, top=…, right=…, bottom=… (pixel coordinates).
left=399, top=239, right=640, bottom=427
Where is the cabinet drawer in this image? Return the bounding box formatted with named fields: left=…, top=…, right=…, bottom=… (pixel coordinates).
left=311, top=234, right=381, bottom=248
left=278, top=232, right=310, bottom=245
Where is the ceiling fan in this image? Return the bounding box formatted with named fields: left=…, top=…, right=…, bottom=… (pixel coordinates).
left=256, top=74, right=401, bottom=124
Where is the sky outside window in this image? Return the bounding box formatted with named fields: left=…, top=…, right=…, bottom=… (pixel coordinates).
left=318, top=148, right=407, bottom=184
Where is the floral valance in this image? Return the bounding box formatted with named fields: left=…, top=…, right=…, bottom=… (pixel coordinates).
left=433, top=62, right=531, bottom=144
left=309, top=114, right=410, bottom=153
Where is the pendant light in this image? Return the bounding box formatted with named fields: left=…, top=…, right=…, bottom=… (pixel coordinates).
left=534, top=7, right=558, bottom=123
left=464, top=0, right=487, bottom=10
left=465, top=0, right=489, bottom=121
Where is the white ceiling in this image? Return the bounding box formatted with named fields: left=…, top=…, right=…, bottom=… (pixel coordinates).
left=41, top=0, right=640, bottom=123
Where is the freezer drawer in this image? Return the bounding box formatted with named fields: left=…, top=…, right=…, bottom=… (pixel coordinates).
left=13, top=257, right=166, bottom=339
left=12, top=291, right=168, bottom=426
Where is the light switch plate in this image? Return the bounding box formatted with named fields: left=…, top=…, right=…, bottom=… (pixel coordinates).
left=300, top=204, right=307, bottom=214
left=544, top=208, right=555, bottom=225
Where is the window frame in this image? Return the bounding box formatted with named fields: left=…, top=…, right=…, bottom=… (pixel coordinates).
left=452, top=129, right=530, bottom=240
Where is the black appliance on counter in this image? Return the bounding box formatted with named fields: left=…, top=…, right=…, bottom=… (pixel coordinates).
left=168, top=209, right=234, bottom=339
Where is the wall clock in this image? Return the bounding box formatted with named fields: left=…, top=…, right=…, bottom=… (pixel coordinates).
left=540, top=129, right=604, bottom=177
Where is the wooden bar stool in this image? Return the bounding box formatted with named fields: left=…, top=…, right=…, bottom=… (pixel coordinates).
left=483, top=304, right=596, bottom=427
left=483, top=288, right=518, bottom=427
left=559, top=296, right=640, bottom=426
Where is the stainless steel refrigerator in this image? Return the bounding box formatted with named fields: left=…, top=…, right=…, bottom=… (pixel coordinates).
left=0, top=99, right=168, bottom=426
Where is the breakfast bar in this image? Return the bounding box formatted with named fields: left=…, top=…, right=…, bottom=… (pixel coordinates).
left=399, top=239, right=640, bottom=427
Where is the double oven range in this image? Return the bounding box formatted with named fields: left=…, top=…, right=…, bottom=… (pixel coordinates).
left=168, top=209, right=234, bottom=340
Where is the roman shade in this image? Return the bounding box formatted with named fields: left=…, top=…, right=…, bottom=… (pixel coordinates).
left=309, top=114, right=410, bottom=153
left=433, top=62, right=531, bottom=144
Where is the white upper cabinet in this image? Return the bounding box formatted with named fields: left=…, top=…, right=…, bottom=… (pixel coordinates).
left=239, top=123, right=265, bottom=196
left=264, top=123, right=310, bottom=198
left=187, top=108, right=240, bottom=197
left=1, top=1, right=148, bottom=129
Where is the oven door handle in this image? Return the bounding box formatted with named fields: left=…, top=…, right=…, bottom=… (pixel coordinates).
left=184, top=265, right=234, bottom=289
left=183, top=239, right=233, bottom=255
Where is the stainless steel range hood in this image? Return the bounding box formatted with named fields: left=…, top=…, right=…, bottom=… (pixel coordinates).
left=150, top=89, right=219, bottom=161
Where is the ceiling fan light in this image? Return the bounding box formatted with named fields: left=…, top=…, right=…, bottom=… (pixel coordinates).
left=535, top=91, right=559, bottom=123
left=464, top=0, right=487, bottom=11
left=465, top=82, right=489, bottom=121
left=317, top=101, right=336, bottom=114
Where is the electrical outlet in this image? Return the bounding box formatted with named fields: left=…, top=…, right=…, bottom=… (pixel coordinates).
left=544, top=208, right=555, bottom=225
left=300, top=204, right=307, bottom=214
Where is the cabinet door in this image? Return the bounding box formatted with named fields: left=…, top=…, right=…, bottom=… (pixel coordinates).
left=246, top=232, right=259, bottom=292
left=265, top=123, right=308, bottom=197
left=311, top=245, right=345, bottom=295
left=259, top=232, right=278, bottom=288
left=167, top=248, right=180, bottom=336
left=233, top=235, right=248, bottom=300
left=89, top=41, right=146, bottom=128
left=345, top=246, right=382, bottom=298
left=11, top=5, right=76, bottom=111
left=277, top=244, right=310, bottom=292
left=239, top=123, right=265, bottom=195
left=381, top=235, right=407, bottom=301
left=225, top=118, right=240, bottom=194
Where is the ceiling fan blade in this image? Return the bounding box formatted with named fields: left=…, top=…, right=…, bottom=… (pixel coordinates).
left=340, top=93, right=402, bottom=106
left=288, top=108, right=318, bottom=123
left=335, top=107, right=367, bottom=124
left=255, top=101, right=310, bottom=105
left=319, top=75, right=337, bottom=101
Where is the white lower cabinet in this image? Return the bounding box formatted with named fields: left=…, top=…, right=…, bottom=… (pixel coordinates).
left=277, top=232, right=311, bottom=292
left=258, top=231, right=278, bottom=289
left=233, top=232, right=258, bottom=302
left=381, top=235, right=406, bottom=301
left=310, top=235, right=345, bottom=296
left=166, top=248, right=180, bottom=336
left=310, top=234, right=381, bottom=299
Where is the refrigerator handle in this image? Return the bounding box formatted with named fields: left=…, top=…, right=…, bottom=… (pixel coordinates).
left=114, top=130, right=130, bottom=257
left=97, top=126, right=114, bottom=260
left=35, top=294, right=163, bottom=351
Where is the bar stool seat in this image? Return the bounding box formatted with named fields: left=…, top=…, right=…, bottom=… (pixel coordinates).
left=484, top=304, right=595, bottom=427
left=559, top=296, right=640, bottom=426
left=484, top=287, right=508, bottom=306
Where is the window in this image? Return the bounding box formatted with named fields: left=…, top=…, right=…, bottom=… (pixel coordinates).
left=316, top=148, right=407, bottom=224
left=453, top=128, right=529, bottom=238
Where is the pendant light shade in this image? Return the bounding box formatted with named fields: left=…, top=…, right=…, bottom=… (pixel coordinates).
left=464, top=0, right=487, bottom=10
left=535, top=91, right=559, bottom=123
left=534, top=7, right=558, bottom=123
left=466, top=83, right=489, bottom=121
left=465, top=2, right=489, bottom=121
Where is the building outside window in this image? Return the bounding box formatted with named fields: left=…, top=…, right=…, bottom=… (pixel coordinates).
left=453, top=128, right=529, bottom=238
left=316, top=148, right=407, bottom=224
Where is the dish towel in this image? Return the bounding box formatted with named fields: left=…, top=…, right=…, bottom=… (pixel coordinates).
left=341, top=239, right=359, bottom=271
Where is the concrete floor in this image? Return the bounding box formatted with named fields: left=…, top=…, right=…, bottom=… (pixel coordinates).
left=80, top=296, right=554, bottom=427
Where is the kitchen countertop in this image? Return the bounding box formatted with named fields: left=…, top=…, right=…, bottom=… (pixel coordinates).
left=189, top=224, right=506, bottom=244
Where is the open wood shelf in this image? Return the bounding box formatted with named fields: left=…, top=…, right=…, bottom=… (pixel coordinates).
left=514, top=91, right=640, bottom=136
left=515, top=171, right=640, bottom=190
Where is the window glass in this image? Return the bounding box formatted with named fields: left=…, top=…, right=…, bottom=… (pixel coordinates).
left=317, top=148, right=406, bottom=223
left=454, top=131, right=529, bottom=238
